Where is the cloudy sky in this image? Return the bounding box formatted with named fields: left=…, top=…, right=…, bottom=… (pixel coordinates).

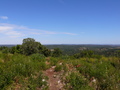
left=0, top=0, right=120, bottom=44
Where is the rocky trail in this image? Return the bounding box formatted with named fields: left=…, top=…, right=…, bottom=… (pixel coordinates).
left=44, top=66, right=64, bottom=90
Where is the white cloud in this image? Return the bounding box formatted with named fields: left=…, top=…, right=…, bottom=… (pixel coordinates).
left=0, top=23, right=57, bottom=35
left=62, top=32, right=77, bottom=35
left=0, top=23, right=24, bottom=37
left=0, top=26, right=13, bottom=31
left=0, top=23, right=77, bottom=38
left=6, top=31, right=23, bottom=38
left=0, top=16, right=8, bottom=19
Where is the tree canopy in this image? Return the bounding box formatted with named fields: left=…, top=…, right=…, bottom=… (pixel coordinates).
left=22, top=38, right=41, bottom=55
left=21, top=38, right=51, bottom=56
left=52, top=48, right=62, bottom=57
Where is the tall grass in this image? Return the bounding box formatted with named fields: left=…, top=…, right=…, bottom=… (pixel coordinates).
left=0, top=53, right=48, bottom=90
left=1, top=52, right=120, bottom=90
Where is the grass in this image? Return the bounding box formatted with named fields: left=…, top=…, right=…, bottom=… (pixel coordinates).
left=0, top=53, right=48, bottom=90
left=0, top=52, right=120, bottom=90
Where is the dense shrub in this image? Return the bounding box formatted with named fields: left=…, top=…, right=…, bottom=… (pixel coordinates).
left=65, top=72, right=93, bottom=90
left=49, top=57, right=58, bottom=66
left=0, top=53, right=49, bottom=89
left=54, top=64, right=62, bottom=72
left=76, top=58, right=120, bottom=89
left=0, top=45, right=120, bottom=90
left=30, top=53, right=45, bottom=62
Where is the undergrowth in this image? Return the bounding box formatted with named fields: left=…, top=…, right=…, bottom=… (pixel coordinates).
left=0, top=52, right=120, bottom=90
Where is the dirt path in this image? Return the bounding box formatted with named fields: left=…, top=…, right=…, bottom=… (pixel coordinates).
left=44, top=66, right=64, bottom=90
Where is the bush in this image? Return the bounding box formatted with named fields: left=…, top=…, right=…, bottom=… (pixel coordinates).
left=55, top=64, right=62, bottom=72
left=30, top=53, right=45, bottom=62
left=65, top=72, right=93, bottom=90
left=0, top=70, right=14, bottom=89
left=0, top=53, right=49, bottom=89
left=50, top=57, right=58, bottom=66
left=27, top=72, right=48, bottom=90
left=76, top=58, right=119, bottom=90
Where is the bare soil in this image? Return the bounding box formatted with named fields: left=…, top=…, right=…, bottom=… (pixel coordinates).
left=44, top=66, right=64, bottom=90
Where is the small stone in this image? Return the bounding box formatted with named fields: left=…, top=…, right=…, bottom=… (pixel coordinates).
left=50, top=69, right=53, bottom=72
left=42, top=79, right=45, bottom=82
left=52, top=66, right=56, bottom=68
left=58, top=80, right=61, bottom=84
left=92, top=79, right=96, bottom=83
left=53, top=75, right=57, bottom=78
left=59, top=63, right=62, bottom=65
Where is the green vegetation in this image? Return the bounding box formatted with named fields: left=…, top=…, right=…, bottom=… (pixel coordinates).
left=54, top=64, right=62, bottom=72
left=52, top=48, right=62, bottom=57
left=0, top=38, right=120, bottom=90
left=65, top=72, right=93, bottom=90
left=0, top=53, right=48, bottom=90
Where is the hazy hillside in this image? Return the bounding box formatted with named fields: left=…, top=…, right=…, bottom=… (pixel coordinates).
left=45, top=44, right=120, bottom=55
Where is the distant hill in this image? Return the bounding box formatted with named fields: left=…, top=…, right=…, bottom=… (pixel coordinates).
left=1, top=44, right=120, bottom=55
left=45, top=44, right=120, bottom=55
left=0, top=45, right=16, bottom=47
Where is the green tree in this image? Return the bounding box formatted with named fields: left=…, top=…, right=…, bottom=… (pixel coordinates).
left=22, top=38, right=41, bottom=55
left=73, top=50, right=94, bottom=58
left=10, top=45, right=22, bottom=54
left=52, top=48, right=62, bottom=57
left=80, top=50, right=94, bottom=58
left=42, top=48, right=51, bottom=57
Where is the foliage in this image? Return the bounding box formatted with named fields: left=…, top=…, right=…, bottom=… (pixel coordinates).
left=65, top=72, right=93, bottom=90
left=49, top=57, right=58, bottom=66
left=73, top=50, right=94, bottom=58
left=41, top=47, right=51, bottom=57
left=22, top=38, right=41, bottom=55
left=30, top=53, right=45, bottom=62
left=52, top=48, right=62, bottom=57
left=24, top=72, right=48, bottom=90
left=0, top=38, right=120, bottom=90
left=54, top=64, right=62, bottom=72
left=0, top=53, right=48, bottom=90
left=10, top=45, right=22, bottom=54
left=4, top=38, right=51, bottom=56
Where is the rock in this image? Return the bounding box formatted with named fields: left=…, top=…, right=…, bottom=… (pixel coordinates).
left=52, top=66, right=56, bottom=68
left=42, top=79, right=45, bottom=82
left=92, top=79, right=96, bottom=83
left=59, top=63, right=62, bottom=65
left=53, top=75, right=57, bottom=78
left=50, top=69, right=53, bottom=72
left=58, top=80, right=60, bottom=84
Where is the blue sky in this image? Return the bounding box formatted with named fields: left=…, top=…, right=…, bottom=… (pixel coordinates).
left=0, top=0, right=120, bottom=44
